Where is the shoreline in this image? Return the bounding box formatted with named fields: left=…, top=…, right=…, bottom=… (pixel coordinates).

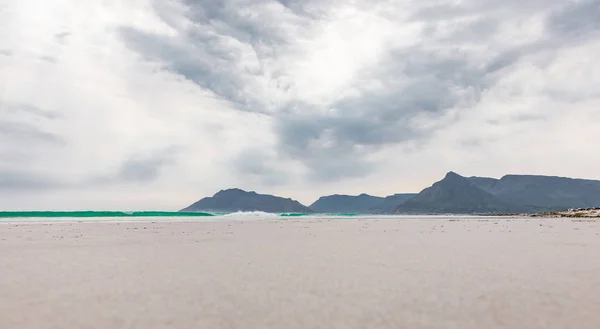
left=531, top=207, right=600, bottom=218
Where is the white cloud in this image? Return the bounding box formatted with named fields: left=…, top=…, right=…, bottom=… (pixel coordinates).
left=1, top=0, right=599, bottom=209
left=0, top=0, right=279, bottom=209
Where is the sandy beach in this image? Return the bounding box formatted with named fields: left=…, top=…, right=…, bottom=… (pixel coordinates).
left=1, top=217, right=599, bottom=329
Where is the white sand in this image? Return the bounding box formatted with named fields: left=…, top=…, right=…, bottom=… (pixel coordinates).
left=1, top=217, right=599, bottom=329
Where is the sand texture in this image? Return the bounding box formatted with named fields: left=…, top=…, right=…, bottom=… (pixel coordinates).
left=1, top=217, right=600, bottom=329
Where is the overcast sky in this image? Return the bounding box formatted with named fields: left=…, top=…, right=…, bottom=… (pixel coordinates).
left=1, top=0, right=599, bottom=210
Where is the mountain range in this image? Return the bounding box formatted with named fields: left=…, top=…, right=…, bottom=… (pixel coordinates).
left=180, top=172, right=600, bottom=214
left=308, top=193, right=416, bottom=214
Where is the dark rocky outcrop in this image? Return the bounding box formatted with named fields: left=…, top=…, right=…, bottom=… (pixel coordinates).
left=469, top=175, right=600, bottom=211
left=396, top=172, right=600, bottom=214
left=369, top=193, right=417, bottom=213
left=180, top=188, right=313, bottom=213
left=394, top=172, right=528, bottom=214
left=309, top=194, right=385, bottom=213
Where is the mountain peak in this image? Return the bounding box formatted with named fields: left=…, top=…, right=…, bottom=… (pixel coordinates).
left=214, top=188, right=258, bottom=196
left=214, top=188, right=245, bottom=197
left=438, top=172, right=472, bottom=187
left=444, top=171, right=463, bottom=179
left=395, top=172, right=510, bottom=214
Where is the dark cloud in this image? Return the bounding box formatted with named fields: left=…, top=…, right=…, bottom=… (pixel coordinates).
left=38, top=56, right=57, bottom=63
left=119, top=26, right=271, bottom=114
left=548, top=0, right=600, bottom=36
left=117, top=155, right=174, bottom=183
left=0, top=169, right=64, bottom=190
left=277, top=0, right=599, bottom=181
left=412, top=0, right=565, bottom=21
left=178, top=0, right=293, bottom=44
left=273, top=45, right=488, bottom=179
left=231, top=149, right=288, bottom=186
left=90, top=147, right=181, bottom=185
left=485, top=113, right=546, bottom=126
left=275, top=101, right=418, bottom=177
left=121, top=0, right=326, bottom=115
left=273, top=0, right=328, bottom=18
left=0, top=103, right=62, bottom=145
left=1, top=102, right=59, bottom=119
left=0, top=121, right=64, bottom=145
left=1, top=147, right=180, bottom=191
left=55, top=32, right=71, bottom=44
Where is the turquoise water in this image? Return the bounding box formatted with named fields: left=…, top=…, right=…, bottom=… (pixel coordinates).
left=0, top=211, right=214, bottom=218
left=0, top=211, right=359, bottom=218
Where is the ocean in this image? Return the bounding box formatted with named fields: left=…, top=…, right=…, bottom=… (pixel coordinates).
left=0, top=211, right=354, bottom=219
left=0, top=211, right=506, bottom=224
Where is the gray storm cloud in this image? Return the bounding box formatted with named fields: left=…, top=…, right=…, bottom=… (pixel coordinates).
left=118, top=0, right=600, bottom=183
left=0, top=0, right=599, bottom=209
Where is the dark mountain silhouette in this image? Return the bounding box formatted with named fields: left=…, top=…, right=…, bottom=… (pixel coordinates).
left=309, top=194, right=384, bottom=213
left=469, top=174, right=600, bottom=211
left=394, top=172, right=524, bottom=214
left=181, top=173, right=600, bottom=215
left=369, top=193, right=417, bottom=213
left=180, top=188, right=313, bottom=213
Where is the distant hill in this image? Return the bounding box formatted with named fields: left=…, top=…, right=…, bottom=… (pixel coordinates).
left=180, top=188, right=313, bottom=213
left=395, top=172, right=600, bottom=214
left=395, top=172, right=526, bottom=214
left=469, top=175, right=600, bottom=211
left=369, top=194, right=416, bottom=213
left=309, top=193, right=417, bottom=214
left=309, top=194, right=384, bottom=213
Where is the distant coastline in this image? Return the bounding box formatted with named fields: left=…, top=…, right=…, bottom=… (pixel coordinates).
left=531, top=208, right=600, bottom=218
left=181, top=172, right=600, bottom=215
